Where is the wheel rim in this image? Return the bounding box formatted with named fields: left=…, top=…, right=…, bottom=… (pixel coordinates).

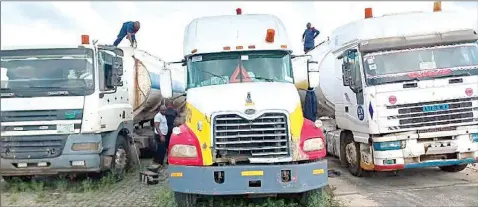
left=345, top=142, right=358, bottom=167
left=114, top=147, right=127, bottom=175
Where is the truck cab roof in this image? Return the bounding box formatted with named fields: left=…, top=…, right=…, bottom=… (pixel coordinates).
left=183, top=14, right=291, bottom=57
left=1, top=45, right=94, bottom=51
left=330, top=11, right=477, bottom=52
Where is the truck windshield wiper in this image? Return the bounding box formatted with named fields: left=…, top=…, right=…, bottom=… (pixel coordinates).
left=198, top=69, right=228, bottom=82
left=441, top=72, right=472, bottom=78
left=252, top=76, right=274, bottom=82
left=377, top=77, right=420, bottom=85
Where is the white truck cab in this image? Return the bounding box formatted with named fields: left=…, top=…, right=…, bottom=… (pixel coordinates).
left=158, top=10, right=328, bottom=207
left=304, top=5, right=478, bottom=176
left=0, top=37, right=136, bottom=181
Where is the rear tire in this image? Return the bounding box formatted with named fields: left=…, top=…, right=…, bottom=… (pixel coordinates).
left=344, top=134, right=365, bottom=177
left=174, top=192, right=198, bottom=207
left=439, top=164, right=468, bottom=172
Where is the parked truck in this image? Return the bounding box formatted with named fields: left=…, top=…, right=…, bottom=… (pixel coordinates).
left=0, top=37, right=182, bottom=181
left=158, top=10, right=328, bottom=207
left=297, top=4, right=478, bottom=176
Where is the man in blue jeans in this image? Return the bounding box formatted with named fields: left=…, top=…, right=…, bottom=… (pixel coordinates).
left=113, top=21, right=141, bottom=47
left=302, top=22, right=320, bottom=53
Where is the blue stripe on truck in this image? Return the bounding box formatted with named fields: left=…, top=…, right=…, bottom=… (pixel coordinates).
left=404, top=158, right=476, bottom=169
left=149, top=71, right=185, bottom=93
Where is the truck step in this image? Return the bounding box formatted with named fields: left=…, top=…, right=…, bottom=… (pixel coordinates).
left=139, top=170, right=161, bottom=185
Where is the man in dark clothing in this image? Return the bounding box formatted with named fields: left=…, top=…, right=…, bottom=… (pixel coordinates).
left=158, top=103, right=178, bottom=166
left=113, top=21, right=140, bottom=47
left=302, top=22, right=320, bottom=53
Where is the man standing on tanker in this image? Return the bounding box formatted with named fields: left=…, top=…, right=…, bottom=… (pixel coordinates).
left=113, top=21, right=140, bottom=48
left=302, top=22, right=320, bottom=53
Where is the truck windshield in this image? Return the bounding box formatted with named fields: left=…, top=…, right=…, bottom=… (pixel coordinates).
left=186, top=51, right=294, bottom=88
left=0, top=48, right=94, bottom=97
left=362, top=43, right=478, bottom=85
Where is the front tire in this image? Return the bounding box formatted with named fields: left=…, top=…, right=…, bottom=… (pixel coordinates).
left=344, top=134, right=365, bottom=177
left=110, top=135, right=131, bottom=181
left=174, top=192, right=198, bottom=207
left=439, top=164, right=468, bottom=172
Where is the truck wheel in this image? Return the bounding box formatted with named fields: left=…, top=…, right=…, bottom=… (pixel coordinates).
left=2, top=176, right=32, bottom=184
left=111, top=135, right=131, bottom=181
left=174, top=192, right=198, bottom=207
left=439, top=164, right=468, bottom=172
left=344, top=135, right=364, bottom=177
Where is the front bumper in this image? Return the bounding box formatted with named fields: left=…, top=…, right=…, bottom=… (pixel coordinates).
left=0, top=133, right=104, bottom=176
left=0, top=154, right=102, bottom=176
left=168, top=159, right=328, bottom=195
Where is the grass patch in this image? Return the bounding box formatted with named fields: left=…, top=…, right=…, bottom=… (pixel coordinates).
left=3, top=173, right=119, bottom=193
left=153, top=185, right=345, bottom=207
left=2, top=172, right=122, bottom=204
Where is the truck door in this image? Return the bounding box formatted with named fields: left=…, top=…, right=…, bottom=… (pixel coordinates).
left=340, top=48, right=368, bottom=133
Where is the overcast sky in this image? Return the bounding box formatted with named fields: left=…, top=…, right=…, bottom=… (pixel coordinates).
left=1, top=1, right=477, bottom=62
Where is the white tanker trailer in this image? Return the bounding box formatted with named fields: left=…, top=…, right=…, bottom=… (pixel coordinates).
left=295, top=5, right=478, bottom=176
left=125, top=48, right=185, bottom=152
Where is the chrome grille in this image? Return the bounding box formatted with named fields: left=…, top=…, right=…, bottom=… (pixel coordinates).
left=1, top=109, right=83, bottom=122
left=387, top=97, right=478, bottom=130
left=213, top=112, right=290, bottom=160
left=0, top=135, right=68, bottom=159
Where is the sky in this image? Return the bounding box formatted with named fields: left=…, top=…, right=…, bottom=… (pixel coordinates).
left=1, top=1, right=477, bottom=62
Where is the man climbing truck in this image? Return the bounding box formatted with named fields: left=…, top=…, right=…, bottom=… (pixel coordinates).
left=302, top=3, right=478, bottom=177
left=158, top=10, right=328, bottom=207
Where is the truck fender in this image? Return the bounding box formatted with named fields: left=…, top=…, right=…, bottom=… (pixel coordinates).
left=101, top=120, right=134, bottom=156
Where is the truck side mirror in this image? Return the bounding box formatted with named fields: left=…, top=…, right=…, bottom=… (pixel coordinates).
left=307, top=59, right=319, bottom=88
left=113, top=56, right=123, bottom=76
left=111, top=56, right=124, bottom=86
left=342, top=59, right=351, bottom=86
left=159, top=69, right=173, bottom=98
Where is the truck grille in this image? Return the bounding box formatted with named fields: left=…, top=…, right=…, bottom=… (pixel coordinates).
left=0, top=135, right=68, bottom=159
left=213, top=113, right=290, bottom=160
left=1, top=109, right=83, bottom=122
left=387, top=97, right=478, bottom=130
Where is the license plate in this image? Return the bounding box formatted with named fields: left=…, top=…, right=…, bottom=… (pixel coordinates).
left=425, top=142, right=457, bottom=154
left=57, top=123, right=74, bottom=133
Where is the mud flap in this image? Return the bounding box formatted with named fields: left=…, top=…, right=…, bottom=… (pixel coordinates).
left=129, top=139, right=141, bottom=170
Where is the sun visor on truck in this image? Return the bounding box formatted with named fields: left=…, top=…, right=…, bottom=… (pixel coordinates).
left=359, top=29, right=478, bottom=53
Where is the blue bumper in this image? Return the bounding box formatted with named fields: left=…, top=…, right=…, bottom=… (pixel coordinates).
left=0, top=154, right=102, bottom=176
left=404, top=158, right=476, bottom=169
left=0, top=134, right=103, bottom=176
left=168, top=159, right=328, bottom=195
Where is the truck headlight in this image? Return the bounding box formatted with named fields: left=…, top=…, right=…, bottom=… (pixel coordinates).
left=303, top=138, right=324, bottom=152
left=373, top=141, right=405, bottom=151
left=71, top=142, right=100, bottom=151
left=170, top=144, right=198, bottom=158
left=314, top=120, right=323, bottom=128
